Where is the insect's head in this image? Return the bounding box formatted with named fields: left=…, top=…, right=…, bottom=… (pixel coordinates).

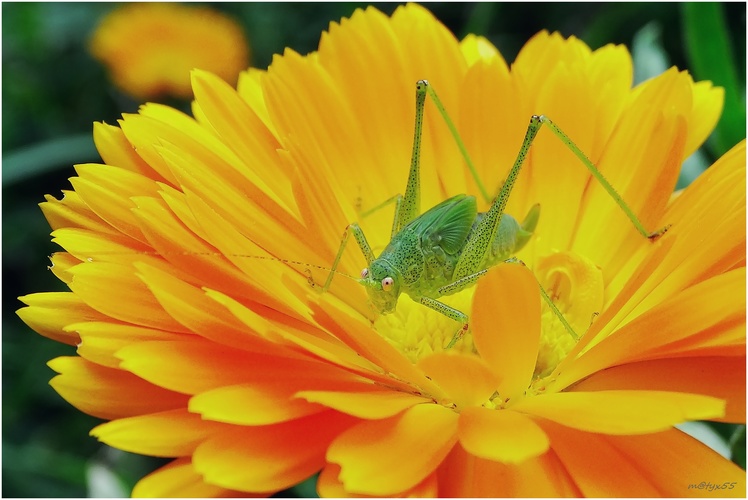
left=358, top=259, right=401, bottom=314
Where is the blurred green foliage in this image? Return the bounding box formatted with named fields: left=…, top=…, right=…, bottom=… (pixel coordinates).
left=3, top=3, right=745, bottom=497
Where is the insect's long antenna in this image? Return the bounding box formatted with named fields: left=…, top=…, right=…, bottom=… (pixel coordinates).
left=64, top=250, right=361, bottom=284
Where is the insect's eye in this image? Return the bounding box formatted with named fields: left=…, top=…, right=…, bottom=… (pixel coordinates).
left=381, top=277, right=394, bottom=291
left=360, top=268, right=369, bottom=279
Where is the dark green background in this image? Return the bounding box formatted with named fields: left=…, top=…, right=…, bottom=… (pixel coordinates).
left=3, top=3, right=745, bottom=497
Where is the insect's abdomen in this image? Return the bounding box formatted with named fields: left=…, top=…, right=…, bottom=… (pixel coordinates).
left=412, top=213, right=525, bottom=297
left=472, top=212, right=527, bottom=268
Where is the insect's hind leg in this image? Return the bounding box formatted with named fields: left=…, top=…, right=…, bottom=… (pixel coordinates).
left=418, top=80, right=491, bottom=204
left=531, top=115, right=670, bottom=240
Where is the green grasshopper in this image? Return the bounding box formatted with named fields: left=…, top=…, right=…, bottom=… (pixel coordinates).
left=321, top=80, right=669, bottom=347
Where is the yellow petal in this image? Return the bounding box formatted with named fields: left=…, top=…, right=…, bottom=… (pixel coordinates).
left=17, top=292, right=102, bottom=345
left=311, top=296, right=445, bottom=397
left=296, top=389, right=430, bottom=420
left=458, top=407, right=549, bottom=463
left=91, top=409, right=224, bottom=457
left=92, top=121, right=156, bottom=179
left=685, top=80, right=725, bottom=156
left=74, top=321, right=188, bottom=368
left=68, top=261, right=188, bottom=332
left=471, top=264, right=540, bottom=399
left=328, top=403, right=458, bottom=495
left=460, top=34, right=504, bottom=66
left=40, top=190, right=119, bottom=233
left=134, top=260, right=296, bottom=353
left=71, top=163, right=161, bottom=243
left=513, top=390, right=725, bottom=434
left=191, top=384, right=324, bottom=426
left=458, top=54, right=519, bottom=206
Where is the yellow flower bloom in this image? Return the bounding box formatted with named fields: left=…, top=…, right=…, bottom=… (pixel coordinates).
left=90, top=3, right=249, bottom=99
left=19, top=4, right=745, bottom=497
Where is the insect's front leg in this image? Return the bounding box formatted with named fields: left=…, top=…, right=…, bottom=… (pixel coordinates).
left=322, top=223, right=375, bottom=291
left=418, top=296, right=468, bottom=348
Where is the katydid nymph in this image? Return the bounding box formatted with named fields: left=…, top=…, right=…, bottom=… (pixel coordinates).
left=321, top=80, right=669, bottom=348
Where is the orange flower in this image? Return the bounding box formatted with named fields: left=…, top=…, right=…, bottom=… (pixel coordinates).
left=90, top=3, right=249, bottom=99
left=19, top=4, right=745, bottom=497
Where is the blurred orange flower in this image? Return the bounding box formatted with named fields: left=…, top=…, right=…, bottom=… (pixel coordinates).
left=89, top=3, right=249, bottom=99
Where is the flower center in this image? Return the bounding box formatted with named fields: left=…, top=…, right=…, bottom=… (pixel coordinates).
left=533, top=251, right=604, bottom=377
left=374, top=288, right=476, bottom=363
left=371, top=251, right=603, bottom=371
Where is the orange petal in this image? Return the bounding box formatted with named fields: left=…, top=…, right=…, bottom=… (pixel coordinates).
left=437, top=441, right=580, bottom=497
left=570, top=356, right=745, bottom=424
left=471, top=264, right=540, bottom=399
left=132, top=457, right=248, bottom=498
left=603, top=428, right=747, bottom=497
left=116, top=338, right=341, bottom=397
left=327, top=403, right=458, bottom=495
left=192, top=411, right=354, bottom=494
left=513, top=390, right=725, bottom=434
left=556, top=267, right=745, bottom=388
left=91, top=409, right=225, bottom=457
left=116, top=339, right=255, bottom=395
left=416, top=352, right=499, bottom=409
left=541, top=419, right=666, bottom=496
left=318, top=463, right=439, bottom=498
left=458, top=407, right=549, bottom=463
left=47, top=356, right=188, bottom=420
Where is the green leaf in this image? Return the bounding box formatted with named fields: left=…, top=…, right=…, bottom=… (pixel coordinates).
left=728, top=425, right=746, bottom=469
left=2, top=133, right=98, bottom=186
left=682, top=3, right=746, bottom=156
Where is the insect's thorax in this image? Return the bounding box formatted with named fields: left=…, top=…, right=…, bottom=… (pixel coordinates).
left=376, top=209, right=528, bottom=300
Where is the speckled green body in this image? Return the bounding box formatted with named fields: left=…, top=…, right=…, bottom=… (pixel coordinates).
left=368, top=194, right=534, bottom=302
